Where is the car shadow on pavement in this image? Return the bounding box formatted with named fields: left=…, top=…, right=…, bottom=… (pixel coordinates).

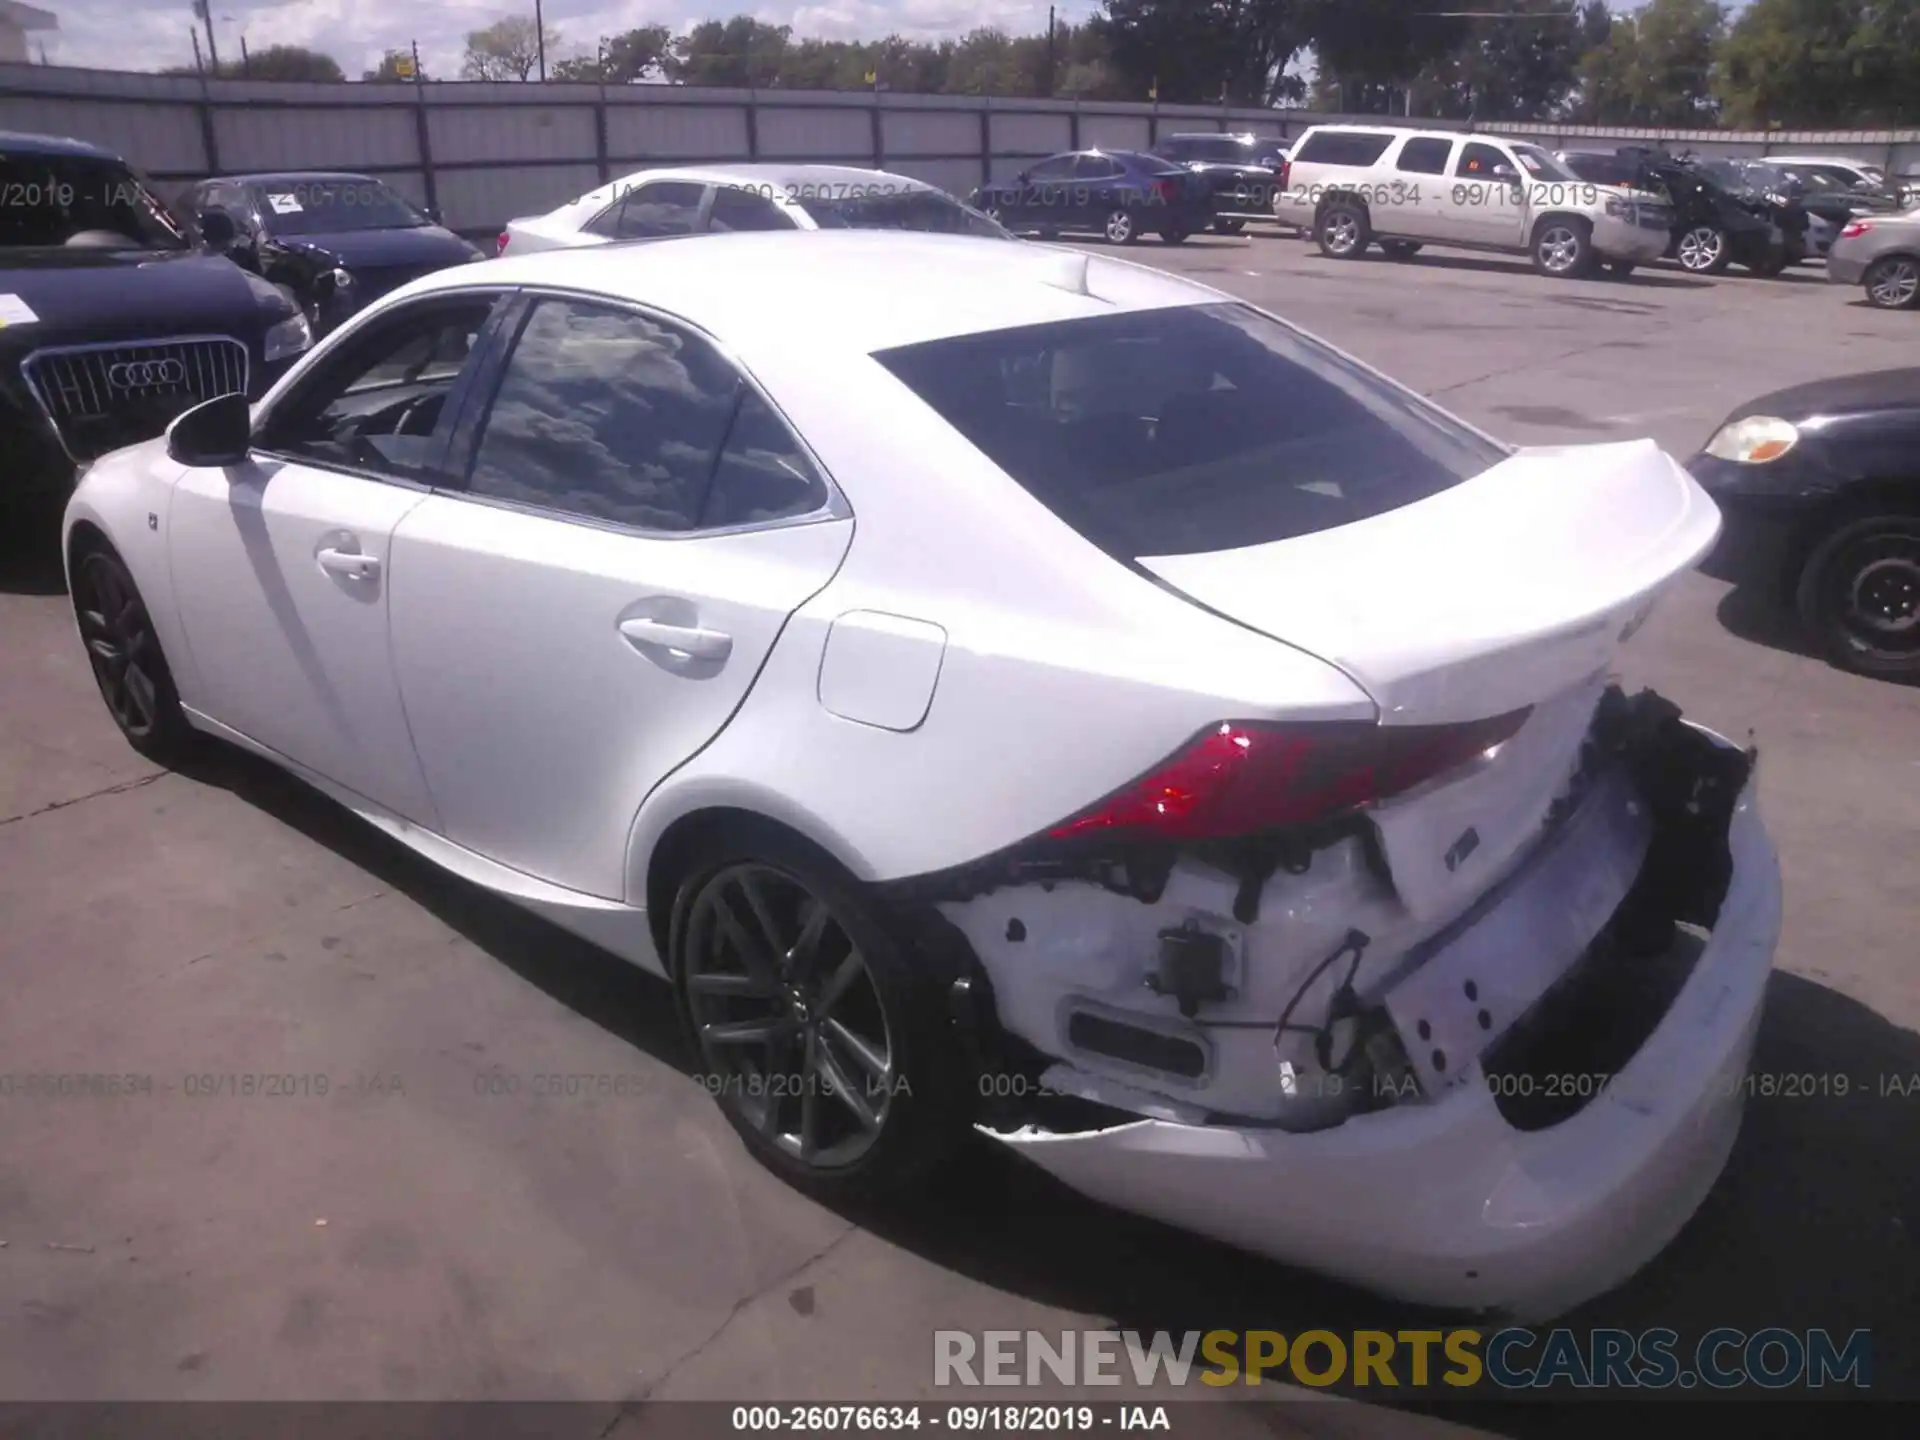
left=1713, top=584, right=1823, bottom=664
left=175, top=741, right=1920, bottom=1426
left=0, top=501, right=70, bottom=597
left=1321, top=251, right=1713, bottom=291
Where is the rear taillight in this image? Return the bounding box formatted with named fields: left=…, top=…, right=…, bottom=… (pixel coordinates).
left=1048, top=712, right=1532, bottom=843
left=1840, top=220, right=1872, bottom=238
left=1154, top=178, right=1179, bottom=203
left=496, top=230, right=511, bottom=254
left=1275, top=159, right=1291, bottom=190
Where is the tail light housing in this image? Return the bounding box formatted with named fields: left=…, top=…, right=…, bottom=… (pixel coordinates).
left=496, top=230, right=511, bottom=255
left=1154, top=178, right=1179, bottom=204
left=1840, top=220, right=1872, bottom=239
left=1049, top=712, right=1532, bottom=844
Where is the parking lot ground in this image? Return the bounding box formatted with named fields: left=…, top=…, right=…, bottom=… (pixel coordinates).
left=2, top=235, right=1917, bottom=1433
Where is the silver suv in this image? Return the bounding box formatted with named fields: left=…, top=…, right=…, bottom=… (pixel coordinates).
left=1278, top=125, right=1672, bottom=278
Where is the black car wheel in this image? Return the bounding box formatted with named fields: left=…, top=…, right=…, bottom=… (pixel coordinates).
left=1212, top=217, right=1247, bottom=235
left=1746, top=248, right=1790, bottom=278
left=1605, top=259, right=1637, bottom=279
left=1104, top=209, right=1140, bottom=245
left=71, top=542, right=196, bottom=764
left=1676, top=225, right=1732, bottom=274
left=1380, top=240, right=1422, bottom=261
left=1160, top=225, right=1191, bottom=244
left=669, top=830, right=971, bottom=1199
left=1863, top=255, right=1920, bottom=310
left=1796, top=511, right=1920, bottom=681
left=1315, top=200, right=1370, bottom=259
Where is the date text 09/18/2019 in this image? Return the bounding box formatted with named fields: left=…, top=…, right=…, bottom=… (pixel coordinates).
left=1287, top=182, right=1604, bottom=209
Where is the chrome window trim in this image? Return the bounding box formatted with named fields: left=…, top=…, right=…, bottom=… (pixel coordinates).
left=20, top=333, right=250, bottom=465
left=445, top=283, right=853, bottom=542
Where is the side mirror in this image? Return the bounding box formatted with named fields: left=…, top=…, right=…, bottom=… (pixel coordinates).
left=1016, top=170, right=1030, bottom=184
left=424, top=204, right=442, bottom=225
left=196, top=208, right=237, bottom=249
left=1492, top=164, right=1519, bottom=182
left=166, top=392, right=252, bottom=468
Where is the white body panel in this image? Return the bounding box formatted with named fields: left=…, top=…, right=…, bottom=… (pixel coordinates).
left=63, top=231, right=1782, bottom=1322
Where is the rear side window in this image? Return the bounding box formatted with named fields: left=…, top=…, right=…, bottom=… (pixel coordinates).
left=708, top=187, right=796, bottom=232
left=1395, top=138, right=1453, bottom=175
left=612, top=181, right=705, bottom=239
left=876, top=303, right=1506, bottom=560
left=1293, top=131, right=1394, bottom=168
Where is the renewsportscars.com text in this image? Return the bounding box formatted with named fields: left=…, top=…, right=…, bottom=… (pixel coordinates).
left=933, top=1328, right=1872, bottom=1391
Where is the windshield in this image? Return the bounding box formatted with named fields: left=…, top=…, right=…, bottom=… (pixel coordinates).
left=251, top=178, right=428, bottom=235
left=1510, top=145, right=1580, bottom=183
left=0, top=154, right=190, bottom=250
left=876, top=302, right=1507, bottom=560
left=794, top=190, right=1011, bottom=238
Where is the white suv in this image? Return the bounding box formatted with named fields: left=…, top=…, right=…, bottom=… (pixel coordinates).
left=1277, top=125, right=1672, bottom=278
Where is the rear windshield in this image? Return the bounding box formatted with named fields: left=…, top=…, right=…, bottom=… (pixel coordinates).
left=876, top=302, right=1507, bottom=559
left=0, top=154, right=190, bottom=250
left=1293, top=131, right=1395, bottom=168
left=794, top=190, right=1010, bottom=238
left=250, top=178, right=427, bottom=235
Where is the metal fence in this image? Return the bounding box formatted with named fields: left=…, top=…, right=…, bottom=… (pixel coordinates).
left=5, top=59, right=1919, bottom=239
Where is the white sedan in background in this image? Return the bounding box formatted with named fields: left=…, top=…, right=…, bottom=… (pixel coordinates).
left=65, top=231, right=1780, bottom=1321
left=498, top=162, right=1011, bottom=256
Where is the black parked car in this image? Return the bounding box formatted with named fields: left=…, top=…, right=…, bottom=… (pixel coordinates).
left=183, top=171, right=484, bottom=335
left=1148, top=132, right=1290, bottom=235
left=1558, top=148, right=1806, bottom=276
left=969, top=150, right=1215, bottom=246
left=1765, top=159, right=1907, bottom=247
left=1, top=131, right=313, bottom=503
left=1689, top=369, right=1920, bottom=680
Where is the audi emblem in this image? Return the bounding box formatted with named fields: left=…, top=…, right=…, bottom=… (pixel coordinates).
left=107, top=359, right=186, bottom=389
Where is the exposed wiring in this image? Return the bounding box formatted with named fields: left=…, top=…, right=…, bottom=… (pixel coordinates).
left=1271, top=928, right=1371, bottom=1074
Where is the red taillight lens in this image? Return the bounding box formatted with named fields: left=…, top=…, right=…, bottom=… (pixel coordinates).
left=496, top=230, right=511, bottom=254
left=1840, top=220, right=1872, bottom=238
left=1049, top=712, right=1532, bottom=843
left=1275, top=159, right=1291, bottom=189
left=1155, top=178, right=1178, bottom=203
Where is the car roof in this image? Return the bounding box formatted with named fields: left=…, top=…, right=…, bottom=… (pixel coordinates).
left=613, top=162, right=933, bottom=191
left=206, top=171, right=383, bottom=186
left=416, top=231, right=1217, bottom=357
left=0, top=129, right=123, bottom=161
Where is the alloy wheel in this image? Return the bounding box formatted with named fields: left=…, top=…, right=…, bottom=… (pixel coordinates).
left=1105, top=210, right=1135, bottom=243
left=1867, top=257, right=1920, bottom=309
left=75, top=553, right=162, bottom=740
left=1537, top=225, right=1583, bottom=273
left=1677, top=226, right=1725, bottom=271
left=1322, top=211, right=1360, bottom=255
left=682, top=863, right=896, bottom=1169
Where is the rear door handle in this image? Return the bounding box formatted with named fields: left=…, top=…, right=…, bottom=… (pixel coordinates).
left=619, top=617, right=733, bottom=663
left=316, top=547, right=379, bottom=580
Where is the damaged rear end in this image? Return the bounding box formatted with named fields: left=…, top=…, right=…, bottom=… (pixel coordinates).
left=875, top=300, right=1782, bottom=1318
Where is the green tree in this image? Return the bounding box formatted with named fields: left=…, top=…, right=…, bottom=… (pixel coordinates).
left=1719, top=0, right=1920, bottom=127
left=665, top=18, right=791, bottom=87
left=1411, top=0, right=1598, bottom=121
left=1572, top=0, right=1726, bottom=124
left=1094, top=0, right=1307, bottom=104
left=550, top=26, right=672, bottom=83
left=460, top=17, right=559, bottom=81
left=166, top=45, right=345, bottom=81
left=1302, top=0, right=1467, bottom=97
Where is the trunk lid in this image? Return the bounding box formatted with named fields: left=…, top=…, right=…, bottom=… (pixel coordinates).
left=1139, top=439, right=1718, bottom=727
left=1139, top=440, right=1722, bottom=921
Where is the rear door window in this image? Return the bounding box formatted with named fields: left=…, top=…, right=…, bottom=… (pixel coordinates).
left=612, top=181, right=706, bottom=239
left=1293, top=131, right=1394, bottom=168
left=1395, top=138, right=1453, bottom=175
left=876, top=303, right=1507, bottom=560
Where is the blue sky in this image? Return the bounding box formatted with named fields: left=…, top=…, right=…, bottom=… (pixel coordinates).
left=34, top=0, right=1699, bottom=82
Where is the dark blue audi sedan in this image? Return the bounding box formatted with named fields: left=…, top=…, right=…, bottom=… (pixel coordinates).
left=969, top=149, right=1215, bottom=246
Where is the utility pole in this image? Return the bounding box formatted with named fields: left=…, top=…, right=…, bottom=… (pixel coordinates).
left=191, top=0, right=220, bottom=72
left=1045, top=6, right=1055, bottom=97
left=239, top=33, right=250, bottom=78
left=190, top=25, right=204, bottom=74
left=533, top=0, right=547, bottom=80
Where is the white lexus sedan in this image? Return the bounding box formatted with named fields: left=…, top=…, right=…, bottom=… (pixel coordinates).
left=64, top=232, right=1781, bottom=1321
left=498, top=162, right=1011, bottom=256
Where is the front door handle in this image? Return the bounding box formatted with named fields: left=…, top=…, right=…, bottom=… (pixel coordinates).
left=619, top=617, right=732, bottom=663
left=316, top=547, right=379, bottom=580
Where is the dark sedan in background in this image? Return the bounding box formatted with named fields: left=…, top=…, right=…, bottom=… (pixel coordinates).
left=970, top=150, right=1215, bottom=245
left=183, top=171, right=484, bottom=334
left=1148, top=131, right=1290, bottom=235
left=1, top=129, right=311, bottom=506
left=1689, top=369, right=1920, bottom=681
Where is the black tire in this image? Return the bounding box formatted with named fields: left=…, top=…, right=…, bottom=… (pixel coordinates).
left=1380, top=240, right=1422, bottom=261
left=1314, top=199, right=1370, bottom=259
left=69, top=540, right=198, bottom=765
left=1675, top=224, right=1732, bottom=275
left=667, top=828, right=973, bottom=1200
left=1605, top=259, right=1636, bottom=279
left=1531, top=216, right=1595, bottom=278
left=1160, top=225, right=1191, bottom=244
left=1211, top=217, right=1247, bottom=235
left=1746, top=249, right=1790, bottom=278
left=1795, top=511, right=1920, bottom=681
left=1862, top=254, right=1920, bottom=310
